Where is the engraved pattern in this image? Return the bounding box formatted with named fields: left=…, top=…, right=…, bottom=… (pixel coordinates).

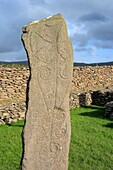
left=39, top=66, right=51, bottom=80
left=21, top=15, right=73, bottom=170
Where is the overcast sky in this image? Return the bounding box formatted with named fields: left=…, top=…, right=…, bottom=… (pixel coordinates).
left=0, top=0, right=113, bottom=63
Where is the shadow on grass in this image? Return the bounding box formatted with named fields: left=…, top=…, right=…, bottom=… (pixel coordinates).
left=79, top=105, right=105, bottom=119
left=103, top=123, right=113, bottom=128
left=78, top=106, right=113, bottom=128
left=6, top=124, right=24, bottom=127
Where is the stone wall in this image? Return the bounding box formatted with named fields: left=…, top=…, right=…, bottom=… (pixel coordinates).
left=69, top=92, right=92, bottom=108
left=72, top=66, right=113, bottom=93
left=91, top=86, right=113, bottom=106
left=0, top=65, right=113, bottom=102
left=0, top=102, right=26, bottom=125
left=0, top=67, right=29, bottom=102
left=0, top=65, right=113, bottom=124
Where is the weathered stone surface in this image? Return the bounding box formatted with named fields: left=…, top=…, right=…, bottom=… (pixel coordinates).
left=20, top=14, right=73, bottom=170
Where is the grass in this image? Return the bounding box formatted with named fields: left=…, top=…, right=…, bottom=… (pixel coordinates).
left=0, top=121, right=24, bottom=170
left=0, top=105, right=113, bottom=170
left=0, top=64, right=28, bottom=68
left=69, top=105, right=113, bottom=170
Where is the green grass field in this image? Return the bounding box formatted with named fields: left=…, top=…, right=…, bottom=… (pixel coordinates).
left=0, top=106, right=113, bottom=170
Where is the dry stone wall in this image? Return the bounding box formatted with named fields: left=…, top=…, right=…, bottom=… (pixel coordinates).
left=0, top=65, right=113, bottom=124
left=69, top=92, right=92, bottom=108
left=0, top=65, right=113, bottom=102
left=91, top=86, right=113, bottom=106
left=72, top=66, right=113, bottom=93
left=0, top=67, right=29, bottom=102
left=105, top=101, right=113, bottom=118
left=0, top=102, right=26, bottom=125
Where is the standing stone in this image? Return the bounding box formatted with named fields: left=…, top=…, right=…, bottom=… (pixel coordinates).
left=20, top=14, right=73, bottom=170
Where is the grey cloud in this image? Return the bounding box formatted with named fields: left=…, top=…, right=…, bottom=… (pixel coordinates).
left=0, top=0, right=49, bottom=53
left=72, top=33, right=89, bottom=47
left=93, top=40, right=113, bottom=49
left=79, top=12, right=108, bottom=22
left=30, top=0, right=113, bottom=22
left=0, top=0, right=29, bottom=53
left=74, top=47, right=92, bottom=52
left=90, top=22, right=113, bottom=41
left=0, top=0, right=113, bottom=61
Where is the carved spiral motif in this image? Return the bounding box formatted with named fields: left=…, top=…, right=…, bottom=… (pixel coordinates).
left=53, top=109, right=65, bottom=122
left=39, top=66, right=51, bottom=80
left=38, top=48, right=55, bottom=64
left=39, top=142, right=61, bottom=161
left=39, top=143, right=51, bottom=161
left=60, top=67, right=69, bottom=79
left=50, top=142, right=61, bottom=153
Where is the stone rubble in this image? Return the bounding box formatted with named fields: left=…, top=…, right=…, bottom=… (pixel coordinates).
left=78, top=92, right=92, bottom=107
left=0, top=102, right=26, bottom=125
left=69, top=92, right=92, bottom=108
left=91, top=86, right=113, bottom=106
left=105, top=101, right=113, bottom=119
